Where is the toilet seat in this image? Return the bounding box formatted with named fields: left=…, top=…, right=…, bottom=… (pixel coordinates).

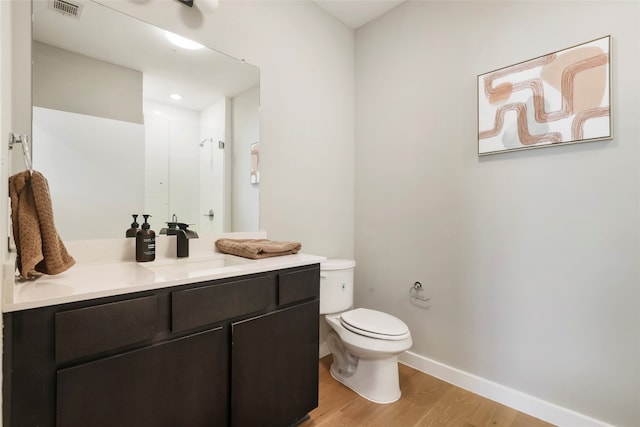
left=340, top=308, right=410, bottom=341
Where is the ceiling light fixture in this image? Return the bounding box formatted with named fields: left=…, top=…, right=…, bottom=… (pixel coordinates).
left=164, top=30, right=204, bottom=50
left=170, top=94, right=182, bottom=101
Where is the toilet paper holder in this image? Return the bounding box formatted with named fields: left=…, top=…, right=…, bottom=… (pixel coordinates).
left=409, top=282, right=429, bottom=302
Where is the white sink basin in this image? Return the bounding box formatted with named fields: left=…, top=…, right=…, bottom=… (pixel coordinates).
left=140, top=254, right=252, bottom=279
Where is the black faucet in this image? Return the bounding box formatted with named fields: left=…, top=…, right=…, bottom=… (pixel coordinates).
left=159, top=222, right=199, bottom=258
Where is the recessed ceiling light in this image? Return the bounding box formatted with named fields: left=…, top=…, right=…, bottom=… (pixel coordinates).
left=164, top=31, right=204, bottom=50
left=170, top=93, right=182, bottom=101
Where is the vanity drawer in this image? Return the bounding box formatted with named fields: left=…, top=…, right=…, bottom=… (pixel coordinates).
left=55, top=295, right=159, bottom=364
left=171, top=276, right=271, bottom=333
left=277, top=266, right=320, bottom=306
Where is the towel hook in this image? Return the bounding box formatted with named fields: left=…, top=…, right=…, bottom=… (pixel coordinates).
left=8, top=133, right=33, bottom=175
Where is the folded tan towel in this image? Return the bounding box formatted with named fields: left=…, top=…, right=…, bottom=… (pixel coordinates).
left=215, top=238, right=301, bottom=260
left=9, top=170, right=75, bottom=279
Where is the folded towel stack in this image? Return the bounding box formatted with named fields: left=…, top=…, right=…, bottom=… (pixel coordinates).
left=215, top=238, right=301, bottom=260
left=9, top=170, right=75, bottom=279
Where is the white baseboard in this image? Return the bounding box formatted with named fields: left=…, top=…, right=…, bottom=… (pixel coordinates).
left=398, top=351, right=613, bottom=427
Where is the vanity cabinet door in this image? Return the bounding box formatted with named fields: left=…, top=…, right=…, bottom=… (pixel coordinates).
left=57, top=327, right=228, bottom=427
left=231, top=300, right=319, bottom=427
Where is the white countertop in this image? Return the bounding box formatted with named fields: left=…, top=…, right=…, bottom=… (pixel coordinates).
left=3, top=234, right=326, bottom=312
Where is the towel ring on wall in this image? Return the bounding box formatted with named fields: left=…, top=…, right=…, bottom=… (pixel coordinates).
left=8, top=133, right=33, bottom=175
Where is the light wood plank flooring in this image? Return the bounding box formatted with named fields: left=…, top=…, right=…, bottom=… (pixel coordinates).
left=305, top=356, right=555, bottom=427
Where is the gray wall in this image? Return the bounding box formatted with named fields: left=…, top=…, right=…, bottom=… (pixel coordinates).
left=354, top=1, right=639, bottom=426
left=33, top=41, right=143, bottom=124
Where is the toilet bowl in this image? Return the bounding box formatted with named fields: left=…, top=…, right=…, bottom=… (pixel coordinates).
left=321, top=259, right=412, bottom=404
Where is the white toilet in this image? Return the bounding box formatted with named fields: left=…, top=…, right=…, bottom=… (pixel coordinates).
left=320, top=259, right=412, bottom=404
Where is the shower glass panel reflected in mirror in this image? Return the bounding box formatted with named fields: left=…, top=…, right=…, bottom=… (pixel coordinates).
left=31, top=0, right=260, bottom=240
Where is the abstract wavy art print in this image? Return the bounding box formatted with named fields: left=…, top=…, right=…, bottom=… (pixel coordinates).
left=478, top=36, right=611, bottom=155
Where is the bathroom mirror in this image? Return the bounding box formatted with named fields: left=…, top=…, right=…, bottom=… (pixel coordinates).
left=31, top=0, right=260, bottom=240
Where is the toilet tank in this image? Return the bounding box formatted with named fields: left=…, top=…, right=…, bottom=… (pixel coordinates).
left=320, top=259, right=356, bottom=315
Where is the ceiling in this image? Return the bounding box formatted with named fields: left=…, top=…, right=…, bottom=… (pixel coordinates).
left=312, top=0, right=406, bottom=29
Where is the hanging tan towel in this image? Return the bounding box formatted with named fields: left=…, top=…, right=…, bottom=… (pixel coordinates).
left=9, top=170, right=75, bottom=279
left=215, top=238, right=301, bottom=260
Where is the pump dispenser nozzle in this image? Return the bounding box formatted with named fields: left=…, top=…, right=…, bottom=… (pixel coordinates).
left=126, top=214, right=139, bottom=238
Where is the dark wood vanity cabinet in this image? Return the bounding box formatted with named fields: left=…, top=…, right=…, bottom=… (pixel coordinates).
left=3, top=264, right=320, bottom=427
left=231, top=301, right=319, bottom=427
left=57, top=327, right=229, bottom=427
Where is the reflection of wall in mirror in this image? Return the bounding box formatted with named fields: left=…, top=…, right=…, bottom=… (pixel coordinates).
left=232, top=85, right=260, bottom=232
left=32, top=42, right=145, bottom=240
left=199, top=99, right=228, bottom=235
left=32, top=41, right=143, bottom=124
left=143, top=100, right=202, bottom=231
left=33, top=107, right=145, bottom=240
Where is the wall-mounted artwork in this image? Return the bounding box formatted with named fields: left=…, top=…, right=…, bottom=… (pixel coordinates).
left=478, top=36, right=611, bottom=155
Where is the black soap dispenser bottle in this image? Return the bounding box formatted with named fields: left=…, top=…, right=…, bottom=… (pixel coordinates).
left=136, top=214, right=156, bottom=262
left=126, top=214, right=139, bottom=238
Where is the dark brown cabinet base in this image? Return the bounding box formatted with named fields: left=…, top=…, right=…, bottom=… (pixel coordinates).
left=3, top=264, right=320, bottom=427
left=232, top=300, right=319, bottom=427
left=57, top=328, right=228, bottom=427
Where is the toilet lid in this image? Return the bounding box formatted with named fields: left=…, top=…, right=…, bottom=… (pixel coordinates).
left=340, top=308, right=410, bottom=341
left=321, top=259, right=356, bottom=270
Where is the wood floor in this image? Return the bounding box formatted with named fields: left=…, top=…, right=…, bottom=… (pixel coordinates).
left=305, top=356, right=555, bottom=427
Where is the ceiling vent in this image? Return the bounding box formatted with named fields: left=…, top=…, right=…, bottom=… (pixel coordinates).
left=49, top=0, right=83, bottom=18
